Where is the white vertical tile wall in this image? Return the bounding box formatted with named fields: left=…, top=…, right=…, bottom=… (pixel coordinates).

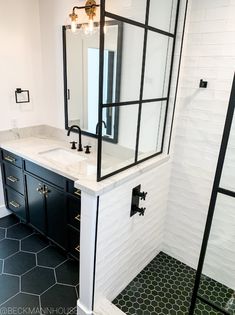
left=94, top=161, right=171, bottom=306
left=164, top=0, right=235, bottom=290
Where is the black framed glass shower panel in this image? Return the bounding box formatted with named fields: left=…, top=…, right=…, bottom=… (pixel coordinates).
left=189, top=74, right=235, bottom=315
left=97, top=0, right=181, bottom=181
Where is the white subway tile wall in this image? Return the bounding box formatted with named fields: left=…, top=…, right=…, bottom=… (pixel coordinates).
left=164, top=0, right=235, bottom=290
left=94, top=161, right=171, bottom=305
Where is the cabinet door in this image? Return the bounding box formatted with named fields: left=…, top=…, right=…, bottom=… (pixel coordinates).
left=26, top=175, right=46, bottom=234
left=46, top=185, right=67, bottom=249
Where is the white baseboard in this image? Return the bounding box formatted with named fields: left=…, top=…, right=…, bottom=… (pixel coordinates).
left=94, top=298, right=126, bottom=315
left=0, top=205, right=10, bottom=218
left=77, top=300, right=93, bottom=315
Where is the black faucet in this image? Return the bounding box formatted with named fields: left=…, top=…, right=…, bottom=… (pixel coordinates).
left=67, top=125, right=83, bottom=151
left=96, top=121, right=107, bottom=135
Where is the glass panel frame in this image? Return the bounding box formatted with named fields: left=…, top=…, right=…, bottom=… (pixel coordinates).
left=97, top=0, right=181, bottom=181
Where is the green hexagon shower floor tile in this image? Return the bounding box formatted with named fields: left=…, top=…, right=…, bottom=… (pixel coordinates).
left=113, top=252, right=234, bottom=315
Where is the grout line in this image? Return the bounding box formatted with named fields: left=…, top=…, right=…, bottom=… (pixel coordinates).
left=54, top=258, right=69, bottom=269
left=54, top=268, right=57, bottom=282
left=39, top=283, right=57, bottom=297
left=20, top=291, right=40, bottom=297
left=36, top=264, right=56, bottom=270
left=36, top=245, right=51, bottom=254
left=0, top=292, right=20, bottom=307
left=56, top=282, right=77, bottom=288
left=1, top=250, right=20, bottom=262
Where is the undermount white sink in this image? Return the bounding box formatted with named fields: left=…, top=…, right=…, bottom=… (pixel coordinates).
left=39, top=148, right=87, bottom=166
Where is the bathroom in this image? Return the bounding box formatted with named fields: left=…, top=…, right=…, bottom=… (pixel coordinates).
left=0, top=0, right=234, bottom=314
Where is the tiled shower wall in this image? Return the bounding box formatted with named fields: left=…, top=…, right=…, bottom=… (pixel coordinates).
left=95, top=161, right=171, bottom=305
left=164, top=0, right=235, bottom=290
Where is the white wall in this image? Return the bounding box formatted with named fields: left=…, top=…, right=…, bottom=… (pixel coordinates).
left=0, top=0, right=50, bottom=131
left=94, top=160, right=171, bottom=307
left=164, top=0, right=235, bottom=290
left=38, top=0, right=95, bottom=130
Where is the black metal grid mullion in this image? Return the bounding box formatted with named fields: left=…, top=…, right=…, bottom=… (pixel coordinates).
left=97, top=0, right=105, bottom=181
left=134, top=0, right=150, bottom=163
left=167, top=0, right=189, bottom=154
left=218, top=187, right=235, bottom=198
left=102, top=97, right=168, bottom=108
left=160, top=0, right=181, bottom=153
left=97, top=0, right=183, bottom=181
left=105, top=11, right=175, bottom=38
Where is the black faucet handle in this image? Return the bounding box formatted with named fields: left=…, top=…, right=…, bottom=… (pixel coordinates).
left=139, top=207, right=146, bottom=216
left=84, top=145, right=92, bottom=154
left=70, top=141, right=77, bottom=150
left=134, top=190, right=148, bottom=201
left=139, top=191, right=147, bottom=201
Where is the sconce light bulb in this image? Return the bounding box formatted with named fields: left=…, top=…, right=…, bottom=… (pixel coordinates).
left=88, top=17, right=94, bottom=34
left=69, top=12, right=78, bottom=33
left=71, top=21, right=77, bottom=33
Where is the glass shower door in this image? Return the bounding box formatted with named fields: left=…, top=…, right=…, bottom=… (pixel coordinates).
left=190, top=75, right=235, bottom=315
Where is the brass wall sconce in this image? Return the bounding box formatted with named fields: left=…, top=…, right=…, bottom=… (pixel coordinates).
left=69, top=0, right=100, bottom=34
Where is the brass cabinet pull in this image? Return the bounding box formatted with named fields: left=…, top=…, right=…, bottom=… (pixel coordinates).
left=37, top=185, right=44, bottom=195
left=37, top=185, right=51, bottom=197
left=75, top=245, right=80, bottom=253
left=75, top=214, right=80, bottom=222
left=43, top=186, right=51, bottom=198
left=4, top=155, right=16, bottom=163
left=9, top=200, right=20, bottom=208
left=74, top=189, right=81, bottom=197
left=7, top=176, right=18, bottom=183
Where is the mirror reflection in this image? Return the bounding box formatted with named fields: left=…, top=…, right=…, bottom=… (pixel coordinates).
left=63, top=21, right=123, bottom=142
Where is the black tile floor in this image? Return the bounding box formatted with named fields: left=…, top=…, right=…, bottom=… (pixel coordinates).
left=0, top=215, right=79, bottom=315
left=113, top=252, right=235, bottom=315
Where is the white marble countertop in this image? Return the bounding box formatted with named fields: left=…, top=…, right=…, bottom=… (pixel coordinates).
left=1, top=136, right=170, bottom=196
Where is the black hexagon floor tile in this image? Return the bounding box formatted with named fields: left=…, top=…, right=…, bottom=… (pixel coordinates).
left=40, top=284, right=77, bottom=315
left=0, top=228, right=5, bottom=240
left=0, top=293, right=40, bottom=315
left=37, top=246, right=67, bottom=268
left=21, top=266, right=55, bottom=295
left=0, top=216, right=79, bottom=311
left=56, top=260, right=79, bottom=286
left=7, top=223, right=33, bottom=240
left=0, top=215, right=19, bottom=228
left=0, top=239, right=19, bottom=259
left=0, top=274, right=19, bottom=304
left=21, top=233, right=49, bottom=253
left=113, top=252, right=234, bottom=315
left=4, top=251, right=36, bottom=275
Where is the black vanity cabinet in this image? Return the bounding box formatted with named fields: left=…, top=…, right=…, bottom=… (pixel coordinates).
left=1, top=150, right=27, bottom=221
left=0, top=149, right=81, bottom=261
left=26, top=175, right=46, bottom=234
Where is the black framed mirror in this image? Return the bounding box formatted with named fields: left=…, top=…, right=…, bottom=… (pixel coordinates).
left=63, top=20, right=123, bottom=143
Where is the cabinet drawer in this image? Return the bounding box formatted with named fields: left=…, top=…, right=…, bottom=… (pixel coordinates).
left=5, top=187, right=26, bottom=221
left=25, top=160, right=65, bottom=190
left=68, top=226, right=80, bottom=259
left=4, top=163, right=24, bottom=195
left=2, top=150, right=22, bottom=169
left=67, top=197, right=81, bottom=230
left=67, top=180, right=81, bottom=198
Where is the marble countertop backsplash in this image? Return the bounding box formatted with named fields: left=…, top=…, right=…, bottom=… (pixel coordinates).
left=0, top=125, right=169, bottom=196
